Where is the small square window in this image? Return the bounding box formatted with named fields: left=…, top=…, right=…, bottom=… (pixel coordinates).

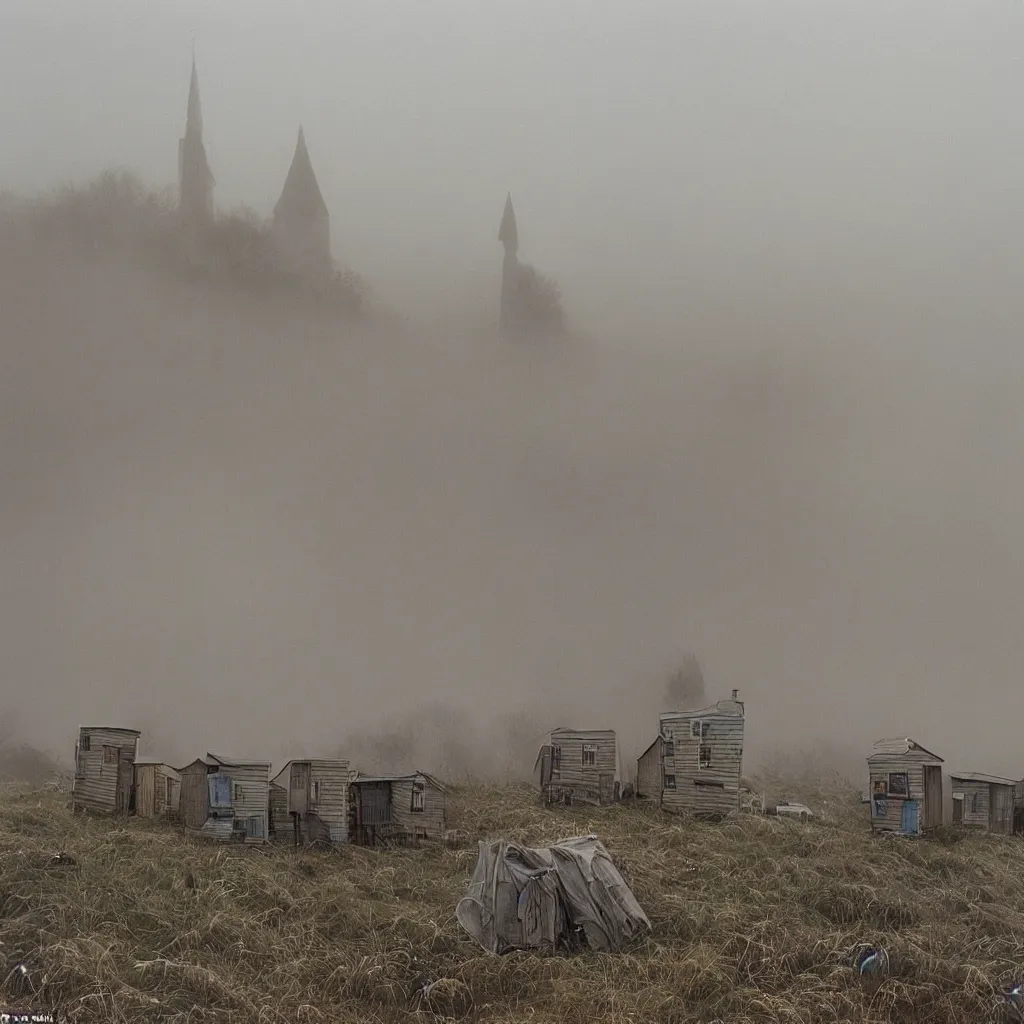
left=411, top=782, right=425, bottom=812
left=582, top=743, right=597, bottom=767
left=690, top=721, right=710, bottom=739
left=663, top=773, right=677, bottom=790
left=102, top=745, right=118, bottom=765
left=698, top=745, right=711, bottom=768
left=887, top=773, right=909, bottom=797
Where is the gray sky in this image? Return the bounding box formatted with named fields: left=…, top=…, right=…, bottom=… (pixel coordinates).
left=4, top=1, right=1024, bottom=337
left=3, top=2, right=1024, bottom=780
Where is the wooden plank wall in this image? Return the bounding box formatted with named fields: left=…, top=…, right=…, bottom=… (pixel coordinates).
left=72, top=728, right=139, bottom=813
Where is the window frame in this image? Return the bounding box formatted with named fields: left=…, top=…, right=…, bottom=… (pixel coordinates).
left=663, top=739, right=675, bottom=758
left=102, top=744, right=119, bottom=766
left=663, top=773, right=677, bottom=790
left=233, top=782, right=243, bottom=803
left=582, top=743, right=598, bottom=768
left=80, top=734, right=91, bottom=751
left=410, top=781, right=426, bottom=813
left=550, top=744, right=562, bottom=774
left=698, top=744, right=712, bottom=769
left=311, top=780, right=321, bottom=803
left=887, top=772, right=909, bottom=798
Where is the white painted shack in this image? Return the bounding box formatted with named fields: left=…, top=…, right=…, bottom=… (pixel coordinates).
left=534, top=729, right=617, bottom=806
left=196, top=753, right=271, bottom=843
left=350, top=771, right=447, bottom=845
left=269, top=758, right=350, bottom=846
left=949, top=772, right=1015, bottom=834
left=133, top=760, right=181, bottom=820
left=72, top=726, right=141, bottom=814
left=659, top=693, right=745, bottom=818
left=867, top=738, right=943, bottom=834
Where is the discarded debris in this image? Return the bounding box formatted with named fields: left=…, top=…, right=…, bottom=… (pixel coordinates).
left=455, top=834, right=651, bottom=955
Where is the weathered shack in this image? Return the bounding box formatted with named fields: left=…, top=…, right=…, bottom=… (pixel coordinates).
left=133, top=760, right=181, bottom=820
left=635, top=735, right=664, bottom=802
left=659, top=693, right=745, bottom=818
left=72, top=726, right=141, bottom=814
left=534, top=729, right=617, bottom=806
left=349, top=771, right=447, bottom=845
left=269, top=759, right=350, bottom=846
left=949, top=773, right=1015, bottom=834
left=867, top=738, right=943, bottom=834
left=178, top=756, right=218, bottom=830
left=195, top=753, right=271, bottom=843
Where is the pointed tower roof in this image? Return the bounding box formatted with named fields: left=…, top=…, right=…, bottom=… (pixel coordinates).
left=180, top=55, right=214, bottom=191
left=274, top=126, right=328, bottom=221
left=498, top=192, right=518, bottom=255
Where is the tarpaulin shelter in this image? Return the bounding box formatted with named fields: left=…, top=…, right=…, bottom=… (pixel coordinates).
left=455, top=834, right=651, bottom=954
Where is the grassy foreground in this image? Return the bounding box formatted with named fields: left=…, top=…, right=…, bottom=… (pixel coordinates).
left=0, top=779, right=1021, bottom=1023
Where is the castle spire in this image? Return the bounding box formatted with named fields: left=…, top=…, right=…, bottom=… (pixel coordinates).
left=498, top=191, right=518, bottom=257
left=179, top=55, right=214, bottom=223
left=271, top=126, right=331, bottom=274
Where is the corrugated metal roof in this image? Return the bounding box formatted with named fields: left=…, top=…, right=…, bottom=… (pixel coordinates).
left=948, top=772, right=1017, bottom=786
left=867, top=737, right=944, bottom=762
left=352, top=770, right=448, bottom=792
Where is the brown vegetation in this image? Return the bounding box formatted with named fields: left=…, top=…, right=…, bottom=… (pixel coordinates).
left=0, top=775, right=1020, bottom=1022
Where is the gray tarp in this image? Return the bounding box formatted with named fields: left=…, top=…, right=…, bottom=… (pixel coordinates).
left=455, top=834, right=651, bottom=954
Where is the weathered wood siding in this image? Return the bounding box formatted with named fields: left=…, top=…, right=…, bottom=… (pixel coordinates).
left=219, top=763, right=270, bottom=843
left=72, top=727, right=140, bottom=813
left=660, top=700, right=744, bottom=817
left=391, top=775, right=447, bottom=840
left=636, top=737, right=663, bottom=802
left=949, top=779, right=1014, bottom=834
left=269, top=783, right=290, bottom=844
left=134, top=764, right=181, bottom=819
left=867, top=749, right=941, bottom=833
left=546, top=729, right=617, bottom=805
left=303, top=760, right=349, bottom=844
left=180, top=761, right=213, bottom=829
left=992, top=783, right=1015, bottom=834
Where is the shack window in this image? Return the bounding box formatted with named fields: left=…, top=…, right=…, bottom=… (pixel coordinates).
left=663, top=740, right=675, bottom=758
left=887, top=773, right=909, bottom=797
left=663, top=773, right=677, bottom=790
left=233, top=783, right=243, bottom=803
left=311, top=780, right=321, bottom=803
left=102, top=745, right=118, bottom=765
left=970, top=793, right=981, bottom=815
left=551, top=745, right=562, bottom=773
left=698, top=745, right=712, bottom=768
left=245, top=816, right=264, bottom=839
left=691, top=721, right=710, bottom=739
left=411, top=781, right=425, bottom=812
left=582, top=743, right=597, bottom=767
left=79, top=735, right=91, bottom=751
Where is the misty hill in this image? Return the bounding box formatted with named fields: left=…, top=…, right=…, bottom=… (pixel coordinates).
left=0, top=779, right=1018, bottom=1023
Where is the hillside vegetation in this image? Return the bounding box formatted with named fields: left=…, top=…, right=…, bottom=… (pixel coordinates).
left=0, top=780, right=1020, bottom=1023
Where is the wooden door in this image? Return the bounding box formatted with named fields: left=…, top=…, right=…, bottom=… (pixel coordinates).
left=116, top=753, right=134, bottom=814
left=181, top=770, right=210, bottom=829
left=991, top=785, right=1013, bottom=834
left=355, top=782, right=391, bottom=844
left=290, top=762, right=311, bottom=815
left=598, top=773, right=614, bottom=805
left=923, top=766, right=943, bottom=828
left=901, top=799, right=919, bottom=834
left=952, top=797, right=963, bottom=825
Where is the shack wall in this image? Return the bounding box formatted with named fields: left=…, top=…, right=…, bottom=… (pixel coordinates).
left=661, top=701, right=744, bottom=817
left=547, top=730, right=617, bottom=804
left=219, top=763, right=270, bottom=843
left=867, top=749, right=938, bottom=833
left=391, top=775, right=447, bottom=839
left=72, top=727, right=140, bottom=813
left=636, top=737, right=663, bottom=801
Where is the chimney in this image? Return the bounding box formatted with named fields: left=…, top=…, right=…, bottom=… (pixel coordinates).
left=731, top=689, right=739, bottom=700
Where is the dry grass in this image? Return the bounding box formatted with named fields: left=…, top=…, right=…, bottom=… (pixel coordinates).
left=0, top=779, right=1022, bottom=1022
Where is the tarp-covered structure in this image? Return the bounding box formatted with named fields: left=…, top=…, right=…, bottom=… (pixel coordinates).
left=455, top=834, right=651, bottom=954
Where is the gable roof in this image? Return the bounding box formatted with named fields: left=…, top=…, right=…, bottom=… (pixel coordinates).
left=351, top=770, right=447, bottom=793
left=273, top=126, right=328, bottom=222
left=868, top=737, right=944, bottom=762
left=270, top=758, right=351, bottom=788
left=660, top=698, right=745, bottom=722
left=206, top=752, right=272, bottom=770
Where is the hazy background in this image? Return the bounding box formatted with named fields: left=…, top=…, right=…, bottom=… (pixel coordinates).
left=2, top=1, right=1024, bottom=781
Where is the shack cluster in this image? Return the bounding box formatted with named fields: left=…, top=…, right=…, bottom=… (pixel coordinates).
left=532, top=693, right=1021, bottom=838
left=71, top=727, right=447, bottom=847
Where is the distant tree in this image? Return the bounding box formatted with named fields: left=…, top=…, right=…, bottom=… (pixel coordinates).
left=664, top=654, right=706, bottom=710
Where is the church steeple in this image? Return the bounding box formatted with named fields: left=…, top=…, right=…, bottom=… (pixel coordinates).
left=499, top=192, right=519, bottom=330
left=178, top=55, right=214, bottom=224
left=271, top=126, right=332, bottom=274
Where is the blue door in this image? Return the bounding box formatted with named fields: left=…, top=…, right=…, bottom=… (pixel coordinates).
left=901, top=799, right=919, bottom=834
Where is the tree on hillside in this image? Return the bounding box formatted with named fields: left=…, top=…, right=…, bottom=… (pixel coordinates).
left=664, top=654, right=706, bottom=710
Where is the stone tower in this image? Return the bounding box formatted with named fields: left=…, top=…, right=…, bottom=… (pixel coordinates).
left=498, top=192, right=519, bottom=330
left=178, top=56, right=214, bottom=224
left=271, top=126, right=331, bottom=276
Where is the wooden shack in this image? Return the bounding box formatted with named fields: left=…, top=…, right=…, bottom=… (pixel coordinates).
left=867, top=737, right=943, bottom=834
left=949, top=772, right=1015, bottom=834
left=72, top=726, right=141, bottom=814
left=349, top=771, right=447, bottom=845
left=269, top=758, right=350, bottom=846
left=178, top=756, right=218, bottom=830
left=635, top=735, right=664, bottom=802
left=192, top=753, right=271, bottom=843
left=133, top=760, right=181, bottom=820
left=659, top=693, right=745, bottom=818
left=534, top=728, right=618, bottom=806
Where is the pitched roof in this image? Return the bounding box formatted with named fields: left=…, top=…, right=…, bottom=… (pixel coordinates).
left=273, top=126, right=328, bottom=221
left=206, top=752, right=272, bottom=769
left=660, top=697, right=745, bottom=721
left=498, top=192, right=518, bottom=253
left=868, top=737, right=944, bottom=762
left=352, top=770, right=447, bottom=792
